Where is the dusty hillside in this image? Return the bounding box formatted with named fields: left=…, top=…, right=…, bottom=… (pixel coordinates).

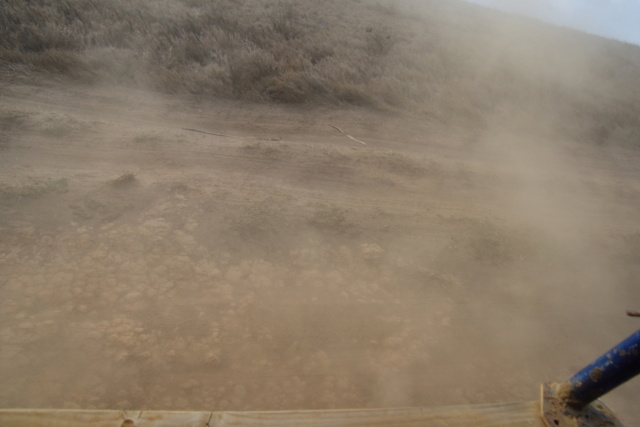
left=2, top=0, right=640, bottom=144
left=1, top=0, right=640, bottom=425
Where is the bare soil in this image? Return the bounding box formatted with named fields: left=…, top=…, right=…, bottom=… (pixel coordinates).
left=1, top=81, right=639, bottom=423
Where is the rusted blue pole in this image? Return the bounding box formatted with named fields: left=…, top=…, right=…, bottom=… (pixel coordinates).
left=559, top=329, right=640, bottom=409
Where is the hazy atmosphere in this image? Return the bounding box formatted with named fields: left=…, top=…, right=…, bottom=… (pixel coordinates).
left=1, top=0, right=639, bottom=425
left=464, top=0, right=640, bottom=45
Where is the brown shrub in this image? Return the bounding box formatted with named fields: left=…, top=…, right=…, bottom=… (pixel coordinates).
left=229, top=51, right=279, bottom=99
left=333, top=83, right=376, bottom=107
left=365, top=29, right=397, bottom=56
left=263, top=72, right=327, bottom=103
left=30, top=50, right=86, bottom=75
left=270, top=2, right=303, bottom=41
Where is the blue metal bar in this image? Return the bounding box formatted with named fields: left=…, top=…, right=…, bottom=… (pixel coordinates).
left=560, top=329, right=640, bottom=409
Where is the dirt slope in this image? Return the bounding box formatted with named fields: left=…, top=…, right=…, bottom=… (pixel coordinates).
left=1, top=81, right=639, bottom=423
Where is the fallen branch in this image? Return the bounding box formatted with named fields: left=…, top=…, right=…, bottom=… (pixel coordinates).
left=182, top=127, right=230, bottom=137
left=182, top=128, right=281, bottom=141
left=330, top=125, right=367, bottom=145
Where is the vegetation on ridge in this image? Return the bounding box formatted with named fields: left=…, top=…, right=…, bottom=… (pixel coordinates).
left=1, top=0, right=640, bottom=146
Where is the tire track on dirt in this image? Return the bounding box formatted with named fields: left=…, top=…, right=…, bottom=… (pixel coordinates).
left=8, top=139, right=635, bottom=231
left=4, top=136, right=496, bottom=218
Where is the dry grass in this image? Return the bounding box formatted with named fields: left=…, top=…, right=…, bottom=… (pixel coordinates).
left=1, top=0, right=640, bottom=146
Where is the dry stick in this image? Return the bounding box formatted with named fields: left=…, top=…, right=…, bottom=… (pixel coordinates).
left=182, top=127, right=231, bottom=137
left=627, top=310, right=640, bottom=317
left=330, top=125, right=367, bottom=146
left=182, top=128, right=281, bottom=141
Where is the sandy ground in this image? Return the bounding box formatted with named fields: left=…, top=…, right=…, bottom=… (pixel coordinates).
left=1, top=80, right=639, bottom=423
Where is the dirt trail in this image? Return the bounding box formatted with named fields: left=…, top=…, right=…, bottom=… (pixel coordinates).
left=1, top=82, right=639, bottom=422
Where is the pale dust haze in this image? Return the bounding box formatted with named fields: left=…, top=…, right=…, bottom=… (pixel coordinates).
left=1, top=0, right=639, bottom=425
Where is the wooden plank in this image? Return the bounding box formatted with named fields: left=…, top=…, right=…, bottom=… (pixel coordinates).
left=0, top=409, right=212, bottom=427
left=215, top=402, right=545, bottom=426
left=0, top=402, right=545, bottom=427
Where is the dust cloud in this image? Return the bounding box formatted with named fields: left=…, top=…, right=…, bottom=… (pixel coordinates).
left=1, top=0, right=640, bottom=425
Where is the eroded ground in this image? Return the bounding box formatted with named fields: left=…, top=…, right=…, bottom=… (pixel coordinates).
left=1, top=82, right=639, bottom=423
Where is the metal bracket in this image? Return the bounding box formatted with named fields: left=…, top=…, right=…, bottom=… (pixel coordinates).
left=541, top=383, right=624, bottom=427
